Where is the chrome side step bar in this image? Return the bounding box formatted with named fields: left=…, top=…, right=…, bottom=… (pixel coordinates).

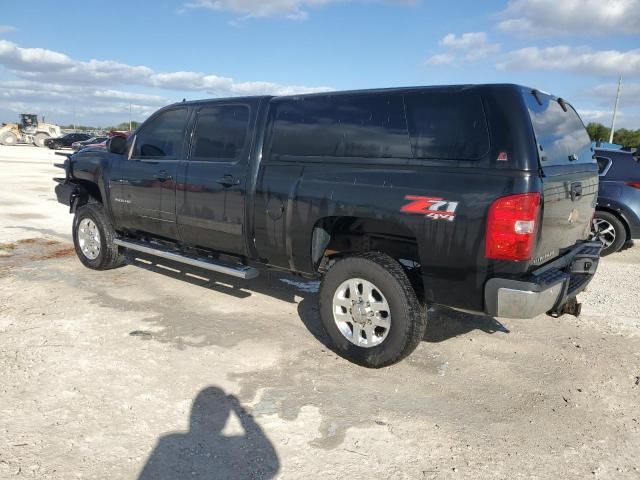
left=114, top=239, right=259, bottom=280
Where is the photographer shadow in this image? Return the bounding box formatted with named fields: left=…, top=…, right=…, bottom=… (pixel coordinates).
left=138, top=386, right=279, bottom=480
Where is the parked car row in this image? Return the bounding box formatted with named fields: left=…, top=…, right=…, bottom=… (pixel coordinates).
left=72, top=136, right=109, bottom=151
left=44, top=132, right=93, bottom=150
left=592, top=145, right=640, bottom=255
left=45, top=131, right=132, bottom=151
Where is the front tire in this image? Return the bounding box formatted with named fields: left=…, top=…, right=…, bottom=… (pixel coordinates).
left=319, top=252, right=426, bottom=368
left=72, top=203, right=126, bottom=270
left=592, top=211, right=627, bottom=256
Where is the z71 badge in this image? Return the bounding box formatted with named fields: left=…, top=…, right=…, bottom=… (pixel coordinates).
left=401, top=195, right=459, bottom=222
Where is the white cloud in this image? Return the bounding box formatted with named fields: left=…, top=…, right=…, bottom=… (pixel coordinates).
left=589, top=82, right=640, bottom=106
left=0, top=39, right=331, bottom=125
left=439, top=32, right=486, bottom=49
left=425, top=52, right=456, bottom=66
left=576, top=108, right=640, bottom=129
left=0, top=40, right=330, bottom=94
left=427, top=32, right=500, bottom=65
left=184, top=0, right=416, bottom=19
left=578, top=109, right=614, bottom=123
left=0, top=25, right=16, bottom=34
left=499, top=0, right=640, bottom=36
left=0, top=40, right=74, bottom=72
left=497, top=45, right=640, bottom=76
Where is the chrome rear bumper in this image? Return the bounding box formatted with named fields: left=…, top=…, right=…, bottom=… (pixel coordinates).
left=484, top=241, right=602, bottom=319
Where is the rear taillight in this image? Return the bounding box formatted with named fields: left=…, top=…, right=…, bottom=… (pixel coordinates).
left=485, top=193, right=541, bottom=261
left=628, top=182, right=640, bottom=189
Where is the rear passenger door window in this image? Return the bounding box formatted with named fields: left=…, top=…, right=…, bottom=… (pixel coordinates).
left=191, top=105, right=250, bottom=162
left=131, top=108, right=189, bottom=160
left=269, top=94, right=411, bottom=159
left=404, top=92, right=490, bottom=160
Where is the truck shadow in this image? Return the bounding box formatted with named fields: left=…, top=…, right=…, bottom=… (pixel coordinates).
left=138, top=386, right=279, bottom=480
left=128, top=255, right=508, bottom=348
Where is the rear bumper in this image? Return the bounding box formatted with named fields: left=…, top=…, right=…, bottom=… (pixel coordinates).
left=484, top=241, right=602, bottom=319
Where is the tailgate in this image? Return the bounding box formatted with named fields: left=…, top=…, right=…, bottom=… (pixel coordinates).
left=524, top=91, right=598, bottom=264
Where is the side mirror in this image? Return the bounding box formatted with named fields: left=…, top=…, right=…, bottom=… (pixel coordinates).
left=108, top=136, right=127, bottom=155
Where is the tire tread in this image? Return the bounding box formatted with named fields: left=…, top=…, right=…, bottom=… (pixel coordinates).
left=73, top=203, right=126, bottom=270
left=320, top=252, right=427, bottom=368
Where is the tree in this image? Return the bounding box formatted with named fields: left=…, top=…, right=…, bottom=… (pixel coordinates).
left=586, top=123, right=610, bottom=143
left=115, top=121, right=140, bottom=131
left=613, top=128, right=640, bottom=148
left=585, top=122, right=640, bottom=147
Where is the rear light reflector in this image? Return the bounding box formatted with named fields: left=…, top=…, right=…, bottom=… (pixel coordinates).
left=628, top=182, right=640, bottom=189
left=485, top=193, right=541, bottom=261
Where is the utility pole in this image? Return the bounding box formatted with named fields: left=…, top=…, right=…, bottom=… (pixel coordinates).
left=609, top=75, right=622, bottom=144
left=129, top=104, right=132, bottom=132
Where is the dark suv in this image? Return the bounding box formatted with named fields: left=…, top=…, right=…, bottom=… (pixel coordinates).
left=54, top=84, right=602, bottom=367
left=44, top=133, right=92, bottom=150
left=593, top=147, right=640, bottom=255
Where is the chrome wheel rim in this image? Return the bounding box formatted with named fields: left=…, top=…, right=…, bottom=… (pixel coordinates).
left=77, top=218, right=101, bottom=260
left=592, top=218, right=616, bottom=249
left=332, top=278, right=391, bottom=348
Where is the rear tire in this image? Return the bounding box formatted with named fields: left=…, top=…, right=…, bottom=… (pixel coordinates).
left=319, top=252, right=427, bottom=368
left=33, top=133, right=49, bottom=148
left=72, top=203, right=126, bottom=270
left=592, top=211, right=627, bottom=256
left=0, top=131, right=18, bottom=146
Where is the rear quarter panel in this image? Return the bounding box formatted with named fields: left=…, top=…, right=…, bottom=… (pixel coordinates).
left=254, top=161, right=539, bottom=312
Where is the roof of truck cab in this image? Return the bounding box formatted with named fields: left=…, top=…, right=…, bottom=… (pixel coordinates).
left=171, top=95, right=272, bottom=107
left=171, top=84, right=546, bottom=105
left=274, top=83, right=538, bottom=100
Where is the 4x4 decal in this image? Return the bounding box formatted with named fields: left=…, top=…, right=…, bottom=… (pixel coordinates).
left=401, top=195, right=459, bottom=222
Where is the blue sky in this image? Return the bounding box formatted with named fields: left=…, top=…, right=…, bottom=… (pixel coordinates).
left=0, top=0, right=638, bottom=127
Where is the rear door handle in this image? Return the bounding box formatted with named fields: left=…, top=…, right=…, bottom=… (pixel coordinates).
left=216, top=175, right=240, bottom=187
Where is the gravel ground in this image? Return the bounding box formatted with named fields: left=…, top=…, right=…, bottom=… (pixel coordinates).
left=1, top=146, right=639, bottom=479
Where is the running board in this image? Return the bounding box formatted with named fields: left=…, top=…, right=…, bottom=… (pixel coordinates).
left=113, top=239, right=259, bottom=280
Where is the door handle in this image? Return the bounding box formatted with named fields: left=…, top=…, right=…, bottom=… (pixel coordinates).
left=570, top=182, right=583, bottom=201
left=155, top=170, right=172, bottom=182
left=216, top=175, right=240, bottom=187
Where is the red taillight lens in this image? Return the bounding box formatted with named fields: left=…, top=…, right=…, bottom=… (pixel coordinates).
left=628, top=182, right=640, bottom=189
left=485, top=193, right=541, bottom=261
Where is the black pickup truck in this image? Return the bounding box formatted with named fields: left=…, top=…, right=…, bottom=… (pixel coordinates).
left=54, top=84, right=602, bottom=367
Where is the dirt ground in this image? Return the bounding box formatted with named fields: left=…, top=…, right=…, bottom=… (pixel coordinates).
left=1, top=145, right=639, bottom=479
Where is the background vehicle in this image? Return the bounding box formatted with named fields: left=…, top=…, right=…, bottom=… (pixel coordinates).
left=72, top=136, right=109, bottom=151
left=593, top=146, right=640, bottom=255
left=0, top=114, right=62, bottom=147
left=54, top=84, right=601, bottom=367
left=45, top=132, right=92, bottom=150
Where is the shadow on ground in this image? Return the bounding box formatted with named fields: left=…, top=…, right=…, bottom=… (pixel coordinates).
left=138, top=386, right=279, bottom=480
left=129, top=254, right=509, bottom=348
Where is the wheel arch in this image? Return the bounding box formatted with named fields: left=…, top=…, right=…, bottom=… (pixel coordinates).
left=596, top=205, right=631, bottom=241
left=310, top=215, right=424, bottom=299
